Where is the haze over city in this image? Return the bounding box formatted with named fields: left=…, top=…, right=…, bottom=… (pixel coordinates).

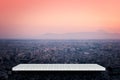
left=0, top=1, right=120, bottom=80
left=0, top=0, right=120, bottom=39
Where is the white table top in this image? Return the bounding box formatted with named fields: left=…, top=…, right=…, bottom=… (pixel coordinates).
left=12, top=64, right=106, bottom=71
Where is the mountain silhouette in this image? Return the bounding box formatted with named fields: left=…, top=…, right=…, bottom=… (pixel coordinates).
left=40, top=31, right=120, bottom=39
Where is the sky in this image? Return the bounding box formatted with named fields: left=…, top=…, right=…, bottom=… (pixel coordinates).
left=0, top=0, right=120, bottom=38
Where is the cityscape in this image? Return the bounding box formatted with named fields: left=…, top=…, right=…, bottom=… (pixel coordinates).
left=0, top=39, right=120, bottom=80
left=0, top=0, right=120, bottom=79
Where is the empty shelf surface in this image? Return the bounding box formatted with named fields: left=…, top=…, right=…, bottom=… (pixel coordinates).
left=12, top=64, right=106, bottom=71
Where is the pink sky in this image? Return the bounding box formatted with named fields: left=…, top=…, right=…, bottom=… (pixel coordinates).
left=0, top=0, right=120, bottom=38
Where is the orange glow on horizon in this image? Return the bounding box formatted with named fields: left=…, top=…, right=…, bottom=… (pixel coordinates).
left=0, top=0, right=120, bottom=38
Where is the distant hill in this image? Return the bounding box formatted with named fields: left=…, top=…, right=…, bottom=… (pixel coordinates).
left=40, top=31, right=120, bottom=39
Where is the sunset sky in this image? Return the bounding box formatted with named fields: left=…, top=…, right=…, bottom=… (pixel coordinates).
left=0, top=0, right=120, bottom=38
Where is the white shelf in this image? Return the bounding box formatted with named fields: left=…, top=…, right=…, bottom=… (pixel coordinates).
left=12, top=64, right=106, bottom=71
